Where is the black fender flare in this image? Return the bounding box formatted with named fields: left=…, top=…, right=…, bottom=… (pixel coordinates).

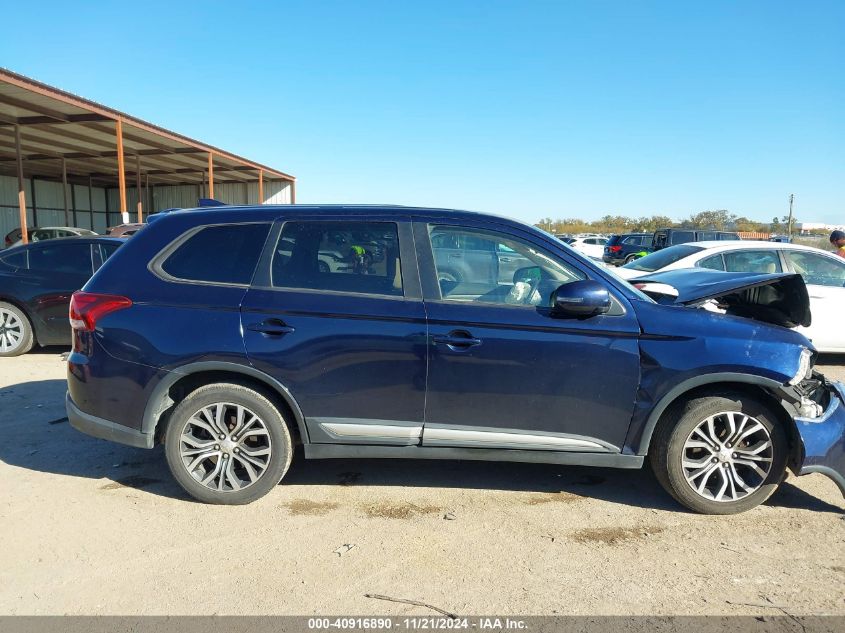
left=141, top=361, right=309, bottom=444
left=631, top=372, right=788, bottom=456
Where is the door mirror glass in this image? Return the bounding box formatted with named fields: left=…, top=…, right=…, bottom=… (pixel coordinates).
left=551, top=280, right=611, bottom=318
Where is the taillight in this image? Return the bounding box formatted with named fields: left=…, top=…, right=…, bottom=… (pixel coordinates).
left=69, top=291, right=132, bottom=331
left=609, top=245, right=622, bottom=253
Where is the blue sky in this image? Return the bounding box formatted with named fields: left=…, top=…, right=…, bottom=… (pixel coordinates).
left=2, top=1, right=843, bottom=224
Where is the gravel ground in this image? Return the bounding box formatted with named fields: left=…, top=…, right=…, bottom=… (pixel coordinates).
left=0, top=350, right=843, bottom=616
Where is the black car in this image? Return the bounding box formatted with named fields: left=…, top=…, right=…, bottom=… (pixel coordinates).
left=652, top=228, right=740, bottom=250
left=0, top=236, right=123, bottom=356
left=602, top=233, right=654, bottom=265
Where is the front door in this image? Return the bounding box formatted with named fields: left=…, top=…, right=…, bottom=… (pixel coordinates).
left=781, top=249, right=845, bottom=352
left=241, top=217, right=429, bottom=445
left=418, top=221, right=642, bottom=453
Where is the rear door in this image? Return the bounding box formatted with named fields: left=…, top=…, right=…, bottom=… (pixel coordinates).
left=241, top=216, right=428, bottom=445
left=418, top=219, right=641, bottom=452
left=24, top=242, right=96, bottom=342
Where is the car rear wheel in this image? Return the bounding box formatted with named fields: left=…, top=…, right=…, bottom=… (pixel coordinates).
left=0, top=302, right=34, bottom=357
left=164, top=383, right=293, bottom=504
left=649, top=393, right=787, bottom=514
left=624, top=254, right=639, bottom=264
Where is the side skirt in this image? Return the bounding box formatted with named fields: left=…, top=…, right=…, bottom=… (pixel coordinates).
left=304, top=444, right=644, bottom=469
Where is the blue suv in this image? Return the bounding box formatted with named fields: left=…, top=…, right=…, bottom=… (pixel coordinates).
left=66, top=205, right=845, bottom=513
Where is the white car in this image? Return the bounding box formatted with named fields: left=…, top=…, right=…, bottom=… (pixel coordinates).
left=614, top=241, right=845, bottom=353
left=567, top=236, right=608, bottom=260
left=11, top=226, right=98, bottom=247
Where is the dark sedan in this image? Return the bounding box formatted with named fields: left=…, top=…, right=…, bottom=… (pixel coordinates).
left=0, top=236, right=123, bottom=356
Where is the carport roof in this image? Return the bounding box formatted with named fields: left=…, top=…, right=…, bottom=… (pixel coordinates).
left=0, top=68, right=295, bottom=187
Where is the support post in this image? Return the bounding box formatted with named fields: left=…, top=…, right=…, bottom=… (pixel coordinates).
left=116, top=118, right=128, bottom=223
left=207, top=152, right=214, bottom=199
left=258, top=169, right=263, bottom=204
left=62, top=157, right=70, bottom=226
left=14, top=124, right=28, bottom=244
left=88, top=176, right=94, bottom=231
left=290, top=179, right=296, bottom=204
left=30, top=177, right=38, bottom=227
left=135, top=154, right=143, bottom=222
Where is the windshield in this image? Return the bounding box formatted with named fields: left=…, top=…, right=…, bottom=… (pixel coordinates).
left=623, top=244, right=704, bottom=272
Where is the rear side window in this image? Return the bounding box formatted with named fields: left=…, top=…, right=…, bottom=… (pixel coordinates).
left=670, top=231, right=695, bottom=245
left=0, top=250, right=28, bottom=269
left=29, top=243, right=93, bottom=275
left=723, top=250, right=781, bottom=274
left=698, top=254, right=725, bottom=271
left=160, top=223, right=270, bottom=285
left=271, top=221, right=402, bottom=296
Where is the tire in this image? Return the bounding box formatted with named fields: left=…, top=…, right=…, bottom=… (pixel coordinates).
left=0, top=302, right=34, bottom=357
left=624, top=254, right=639, bottom=265
left=164, top=383, right=293, bottom=504
left=317, top=260, right=330, bottom=273
left=438, top=270, right=461, bottom=283
left=649, top=393, right=787, bottom=514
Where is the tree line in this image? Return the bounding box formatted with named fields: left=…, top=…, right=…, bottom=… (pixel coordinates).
left=536, top=210, right=803, bottom=235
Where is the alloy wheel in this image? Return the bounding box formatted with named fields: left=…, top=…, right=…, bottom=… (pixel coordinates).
left=179, top=402, right=273, bottom=492
left=681, top=411, right=774, bottom=502
left=0, top=308, right=24, bottom=353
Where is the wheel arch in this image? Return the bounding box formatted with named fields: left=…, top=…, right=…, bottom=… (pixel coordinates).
left=142, top=361, right=309, bottom=446
left=633, top=373, right=796, bottom=456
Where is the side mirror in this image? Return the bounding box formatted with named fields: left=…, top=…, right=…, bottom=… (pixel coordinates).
left=551, top=280, right=611, bottom=318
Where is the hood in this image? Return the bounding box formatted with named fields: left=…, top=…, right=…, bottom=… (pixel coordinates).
left=628, top=269, right=811, bottom=329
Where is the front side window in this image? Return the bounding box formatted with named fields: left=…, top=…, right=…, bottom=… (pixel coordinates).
left=160, top=223, right=270, bottom=285
left=28, top=244, right=93, bottom=275
left=722, top=250, right=781, bottom=274
left=784, top=251, right=845, bottom=287
left=429, top=226, right=585, bottom=306
left=271, top=221, right=403, bottom=296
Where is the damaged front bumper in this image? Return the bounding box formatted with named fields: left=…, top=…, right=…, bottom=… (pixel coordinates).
left=793, top=381, right=845, bottom=497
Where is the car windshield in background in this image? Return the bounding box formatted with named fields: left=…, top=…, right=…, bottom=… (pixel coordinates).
left=623, top=244, right=704, bottom=272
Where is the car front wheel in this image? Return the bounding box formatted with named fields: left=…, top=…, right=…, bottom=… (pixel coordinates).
left=649, top=393, right=787, bottom=514
left=164, top=383, right=293, bottom=504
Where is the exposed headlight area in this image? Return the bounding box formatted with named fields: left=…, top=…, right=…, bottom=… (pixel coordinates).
left=789, top=348, right=814, bottom=386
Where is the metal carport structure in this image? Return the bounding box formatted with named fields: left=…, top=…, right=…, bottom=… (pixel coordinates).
left=0, top=68, right=295, bottom=243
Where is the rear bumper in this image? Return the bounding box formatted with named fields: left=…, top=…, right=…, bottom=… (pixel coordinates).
left=796, top=382, right=845, bottom=497
left=602, top=255, right=624, bottom=266
left=66, top=391, right=153, bottom=449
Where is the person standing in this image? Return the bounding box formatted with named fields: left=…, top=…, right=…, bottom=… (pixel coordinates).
left=830, top=230, right=845, bottom=258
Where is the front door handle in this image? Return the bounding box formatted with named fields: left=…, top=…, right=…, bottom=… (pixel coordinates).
left=432, top=331, right=482, bottom=349
left=247, top=319, right=295, bottom=336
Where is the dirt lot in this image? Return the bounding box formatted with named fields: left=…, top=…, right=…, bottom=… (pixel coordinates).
left=0, top=350, right=843, bottom=616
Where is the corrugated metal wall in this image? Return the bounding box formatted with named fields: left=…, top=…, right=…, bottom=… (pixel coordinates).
left=2, top=175, right=292, bottom=240
left=0, top=174, right=110, bottom=240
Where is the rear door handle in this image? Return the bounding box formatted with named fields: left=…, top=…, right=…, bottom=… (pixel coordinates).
left=432, top=332, right=482, bottom=349
left=247, top=319, right=295, bottom=336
